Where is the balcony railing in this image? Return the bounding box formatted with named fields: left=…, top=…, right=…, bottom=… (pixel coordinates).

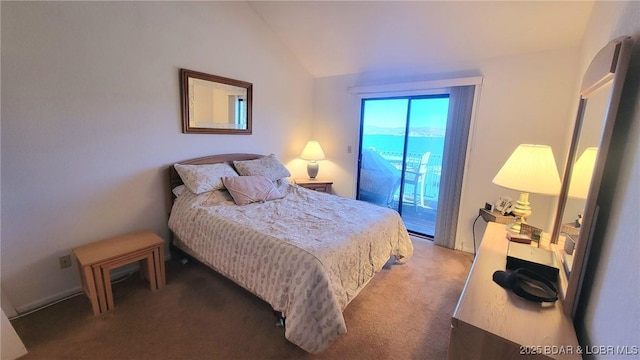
left=377, top=150, right=442, bottom=200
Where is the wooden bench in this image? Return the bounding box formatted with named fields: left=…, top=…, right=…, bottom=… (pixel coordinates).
left=72, top=231, right=165, bottom=315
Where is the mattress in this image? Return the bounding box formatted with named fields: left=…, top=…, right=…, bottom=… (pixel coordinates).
left=168, top=183, right=413, bottom=353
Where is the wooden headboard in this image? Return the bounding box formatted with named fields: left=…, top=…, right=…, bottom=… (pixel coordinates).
left=169, top=153, right=264, bottom=196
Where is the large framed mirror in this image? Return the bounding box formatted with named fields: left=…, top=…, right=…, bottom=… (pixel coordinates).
left=180, top=69, right=252, bottom=134
left=551, top=36, right=632, bottom=318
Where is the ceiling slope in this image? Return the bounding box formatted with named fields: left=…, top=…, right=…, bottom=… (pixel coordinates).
left=249, top=1, right=594, bottom=78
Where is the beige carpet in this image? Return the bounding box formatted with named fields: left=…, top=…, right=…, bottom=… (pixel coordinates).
left=11, top=237, right=473, bottom=360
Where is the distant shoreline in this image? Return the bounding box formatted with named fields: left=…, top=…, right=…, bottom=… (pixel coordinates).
left=361, top=134, right=445, bottom=156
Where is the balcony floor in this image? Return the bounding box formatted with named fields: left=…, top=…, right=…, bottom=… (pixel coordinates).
left=391, top=197, right=438, bottom=238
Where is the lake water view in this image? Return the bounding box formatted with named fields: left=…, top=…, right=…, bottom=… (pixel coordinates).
left=362, top=134, right=445, bottom=159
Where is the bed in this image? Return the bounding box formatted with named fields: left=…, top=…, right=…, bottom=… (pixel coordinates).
left=167, top=153, right=413, bottom=353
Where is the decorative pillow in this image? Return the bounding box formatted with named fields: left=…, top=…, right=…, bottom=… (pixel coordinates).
left=174, top=163, right=239, bottom=194
left=233, top=154, right=291, bottom=181
left=222, top=176, right=285, bottom=205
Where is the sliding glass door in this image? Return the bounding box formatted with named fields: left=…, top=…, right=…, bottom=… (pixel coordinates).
left=357, top=95, right=449, bottom=238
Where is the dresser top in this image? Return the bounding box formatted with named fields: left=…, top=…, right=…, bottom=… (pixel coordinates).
left=452, top=222, right=579, bottom=359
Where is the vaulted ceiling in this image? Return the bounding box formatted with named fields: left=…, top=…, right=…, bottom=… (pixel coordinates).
left=248, top=1, right=595, bottom=78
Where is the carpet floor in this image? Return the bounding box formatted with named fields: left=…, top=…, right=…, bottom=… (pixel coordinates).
left=11, top=237, right=473, bottom=360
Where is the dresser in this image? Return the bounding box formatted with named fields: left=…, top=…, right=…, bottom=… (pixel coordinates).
left=448, top=222, right=580, bottom=360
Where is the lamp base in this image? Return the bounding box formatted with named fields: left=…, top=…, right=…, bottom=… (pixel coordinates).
left=506, top=220, right=523, bottom=234
left=507, top=192, right=532, bottom=234
left=307, top=161, right=319, bottom=179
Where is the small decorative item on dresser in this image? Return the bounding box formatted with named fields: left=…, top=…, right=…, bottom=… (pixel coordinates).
left=519, top=223, right=543, bottom=242
left=506, top=232, right=532, bottom=244
left=294, top=178, right=333, bottom=193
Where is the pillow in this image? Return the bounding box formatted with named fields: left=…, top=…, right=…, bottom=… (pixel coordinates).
left=172, top=184, right=187, bottom=197
left=222, top=176, right=285, bottom=205
left=233, top=154, right=291, bottom=181
left=174, top=163, right=239, bottom=194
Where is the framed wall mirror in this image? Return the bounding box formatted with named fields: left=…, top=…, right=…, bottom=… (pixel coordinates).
left=180, top=69, right=252, bottom=134
left=551, top=36, right=632, bottom=318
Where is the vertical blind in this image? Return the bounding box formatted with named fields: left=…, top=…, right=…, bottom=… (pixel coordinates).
left=434, top=85, right=476, bottom=249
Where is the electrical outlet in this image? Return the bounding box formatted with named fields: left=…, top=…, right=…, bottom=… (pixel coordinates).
left=59, top=255, right=72, bottom=269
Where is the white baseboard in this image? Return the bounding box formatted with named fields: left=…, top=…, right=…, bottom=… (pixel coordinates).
left=15, top=262, right=140, bottom=315
left=15, top=286, right=83, bottom=315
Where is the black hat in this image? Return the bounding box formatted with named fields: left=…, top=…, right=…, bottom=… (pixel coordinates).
left=493, top=268, right=558, bottom=303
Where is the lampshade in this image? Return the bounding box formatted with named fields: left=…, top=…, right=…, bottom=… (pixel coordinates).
left=492, top=144, right=561, bottom=195
left=568, top=147, right=598, bottom=199
left=300, top=141, right=326, bottom=161
left=492, top=144, right=561, bottom=234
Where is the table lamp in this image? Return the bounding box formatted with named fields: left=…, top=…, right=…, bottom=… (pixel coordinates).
left=568, top=147, right=598, bottom=199
left=567, top=147, right=598, bottom=229
left=492, top=144, right=561, bottom=233
left=300, top=141, right=326, bottom=179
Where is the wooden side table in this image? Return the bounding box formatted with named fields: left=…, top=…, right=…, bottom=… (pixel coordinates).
left=478, top=208, right=514, bottom=225
left=73, top=231, right=165, bottom=315
left=294, top=178, right=333, bottom=193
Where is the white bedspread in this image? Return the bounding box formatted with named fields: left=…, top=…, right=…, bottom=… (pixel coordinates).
left=168, top=183, right=413, bottom=353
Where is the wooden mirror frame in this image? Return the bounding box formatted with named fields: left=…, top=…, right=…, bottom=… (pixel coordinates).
left=180, top=69, right=253, bottom=135
left=551, top=36, right=632, bottom=318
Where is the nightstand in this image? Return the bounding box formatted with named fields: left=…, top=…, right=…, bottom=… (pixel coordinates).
left=294, top=178, right=333, bottom=193
left=478, top=208, right=515, bottom=225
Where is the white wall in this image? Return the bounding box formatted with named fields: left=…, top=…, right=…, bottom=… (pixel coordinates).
left=1, top=2, right=313, bottom=312
left=575, top=1, right=640, bottom=354
left=313, top=47, right=580, bottom=252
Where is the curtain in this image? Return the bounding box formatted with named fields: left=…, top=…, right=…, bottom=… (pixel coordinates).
left=434, top=85, right=476, bottom=249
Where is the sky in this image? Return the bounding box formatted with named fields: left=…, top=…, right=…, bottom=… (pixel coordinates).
left=363, top=97, right=450, bottom=130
